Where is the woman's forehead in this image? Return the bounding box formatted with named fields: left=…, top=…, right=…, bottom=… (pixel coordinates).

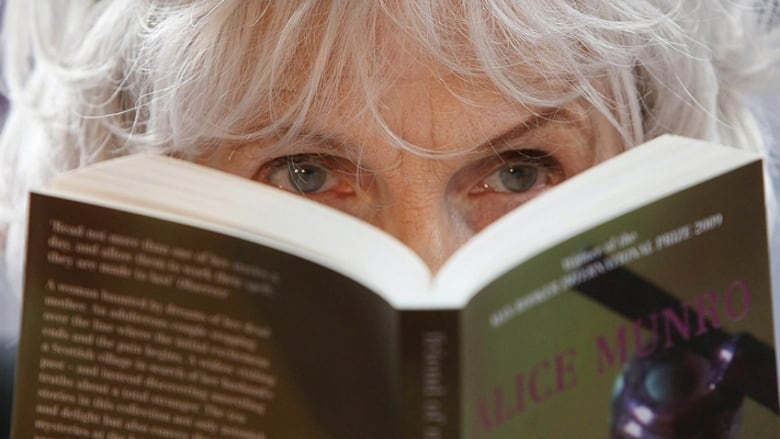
left=246, top=100, right=600, bottom=173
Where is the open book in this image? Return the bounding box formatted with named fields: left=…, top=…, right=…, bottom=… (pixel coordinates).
left=12, top=135, right=779, bottom=438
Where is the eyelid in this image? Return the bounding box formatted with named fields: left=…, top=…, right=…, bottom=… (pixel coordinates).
left=506, top=150, right=562, bottom=175
left=457, top=148, right=562, bottom=181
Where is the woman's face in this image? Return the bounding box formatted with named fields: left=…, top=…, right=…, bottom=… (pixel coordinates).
left=200, top=66, right=624, bottom=271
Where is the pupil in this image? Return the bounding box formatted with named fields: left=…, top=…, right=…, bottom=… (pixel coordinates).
left=499, top=164, right=538, bottom=192
left=288, top=162, right=327, bottom=193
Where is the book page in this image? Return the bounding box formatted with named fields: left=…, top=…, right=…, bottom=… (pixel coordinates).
left=13, top=194, right=402, bottom=439
left=459, top=162, right=778, bottom=437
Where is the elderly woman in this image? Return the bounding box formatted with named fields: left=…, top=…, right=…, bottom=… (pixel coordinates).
left=0, top=0, right=778, bottom=436
left=2, top=0, right=779, bottom=286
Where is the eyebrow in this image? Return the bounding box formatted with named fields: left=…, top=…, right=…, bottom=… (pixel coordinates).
left=480, top=108, right=564, bottom=153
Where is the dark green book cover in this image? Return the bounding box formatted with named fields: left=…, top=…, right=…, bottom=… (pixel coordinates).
left=461, top=162, right=777, bottom=437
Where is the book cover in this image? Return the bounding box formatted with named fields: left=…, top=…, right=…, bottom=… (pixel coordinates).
left=15, top=195, right=403, bottom=438
left=462, top=162, right=778, bottom=437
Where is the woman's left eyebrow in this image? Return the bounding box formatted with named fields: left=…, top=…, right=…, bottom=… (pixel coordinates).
left=480, top=108, right=563, bottom=151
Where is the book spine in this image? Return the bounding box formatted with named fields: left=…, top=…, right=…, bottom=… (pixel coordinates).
left=400, top=309, right=461, bottom=439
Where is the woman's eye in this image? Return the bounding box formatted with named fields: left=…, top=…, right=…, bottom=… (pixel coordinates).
left=471, top=150, right=563, bottom=194
left=256, top=154, right=354, bottom=195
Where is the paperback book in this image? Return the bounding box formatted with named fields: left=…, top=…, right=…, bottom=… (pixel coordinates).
left=11, top=135, right=779, bottom=438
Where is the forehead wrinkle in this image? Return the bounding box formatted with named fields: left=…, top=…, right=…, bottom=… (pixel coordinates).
left=376, top=79, right=511, bottom=154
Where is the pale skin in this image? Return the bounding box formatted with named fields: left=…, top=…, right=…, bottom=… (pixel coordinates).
left=199, top=65, right=624, bottom=271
